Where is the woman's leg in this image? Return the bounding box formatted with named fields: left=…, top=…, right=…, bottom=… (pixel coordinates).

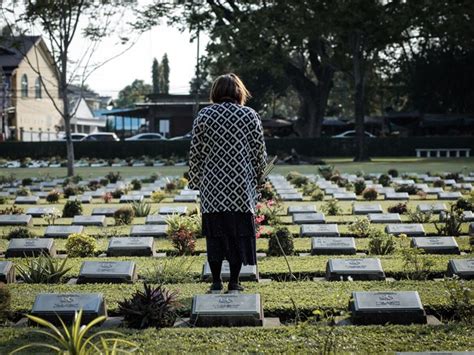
left=208, top=260, right=223, bottom=287
left=229, top=262, right=242, bottom=285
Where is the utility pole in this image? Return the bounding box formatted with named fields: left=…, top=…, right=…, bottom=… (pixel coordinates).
left=193, top=26, right=200, bottom=118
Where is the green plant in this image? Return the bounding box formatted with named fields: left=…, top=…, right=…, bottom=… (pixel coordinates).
left=151, top=191, right=166, bottom=202
left=65, top=233, right=97, bottom=257
left=21, top=177, right=33, bottom=186
left=322, top=199, right=341, bottom=216
left=433, top=180, right=445, bottom=188
left=378, top=174, right=391, bottom=187
left=310, top=188, right=324, bottom=201
left=455, top=198, right=473, bottom=211
left=169, top=228, right=196, bottom=256
left=63, top=185, right=82, bottom=198
left=407, top=208, right=432, bottom=223
left=16, top=186, right=31, bottom=196
left=259, top=182, right=277, bottom=201
left=354, top=180, right=366, bottom=195
left=16, top=254, right=71, bottom=284
left=131, top=179, right=142, bottom=190
left=399, top=234, right=434, bottom=280
left=43, top=208, right=61, bottom=225
left=114, top=206, right=135, bottom=225
left=11, top=310, right=137, bottom=354
left=0, top=283, right=10, bottom=321
left=132, top=201, right=152, bottom=217
left=387, top=202, right=408, bottom=214
left=348, top=217, right=372, bottom=238
left=318, top=165, right=335, bottom=180
left=255, top=199, right=283, bottom=226
left=387, top=169, right=398, bottom=177
left=176, top=177, right=188, bottom=189
left=46, top=190, right=61, bottom=203
left=166, top=214, right=201, bottom=237
left=102, top=192, right=113, bottom=203
left=164, top=181, right=177, bottom=193
left=106, top=171, right=122, bottom=183
left=362, top=188, right=378, bottom=200
left=6, top=227, right=35, bottom=240
left=151, top=257, right=197, bottom=284
left=302, top=182, right=318, bottom=195
left=268, top=226, right=294, bottom=257
left=0, top=205, right=24, bottom=215
left=118, top=283, right=179, bottom=329
left=111, top=188, right=127, bottom=199
left=367, top=229, right=396, bottom=255
left=0, top=195, right=8, bottom=204
left=62, top=200, right=83, bottom=218
left=434, top=205, right=464, bottom=236
left=443, top=276, right=473, bottom=324
left=395, top=185, right=419, bottom=195
left=287, top=172, right=308, bottom=187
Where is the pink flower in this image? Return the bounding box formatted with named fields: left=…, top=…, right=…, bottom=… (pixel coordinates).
left=267, top=199, right=276, bottom=207
left=256, top=203, right=263, bottom=210
left=255, top=215, right=265, bottom=224
left=256, top=225, right=265, bottom=239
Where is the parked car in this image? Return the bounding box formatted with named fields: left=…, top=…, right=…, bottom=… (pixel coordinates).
left=332, top=130, right=376, bottom=138
left=169, top=132, right=192, bottom=140
left=58, top=133, right=87, bottom=141
left=125, top=133, right=166, bottom=141
left=81, top=133, right=120, bottom=141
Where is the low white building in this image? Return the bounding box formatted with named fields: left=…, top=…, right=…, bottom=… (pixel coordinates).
left=70, top=96, right=106, bottom=134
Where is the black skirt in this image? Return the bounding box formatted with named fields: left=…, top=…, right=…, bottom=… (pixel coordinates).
left=202, top=212, right=257, bottom=266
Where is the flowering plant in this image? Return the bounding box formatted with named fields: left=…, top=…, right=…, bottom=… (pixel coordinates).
left=255, top=199, right=283, bottom=238
left=102, top=192, right=113, bottom=203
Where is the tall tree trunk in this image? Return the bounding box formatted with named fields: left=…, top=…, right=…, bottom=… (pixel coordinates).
left=352, top=32, right=370, bottom=162
left=60, top=52, right=75, bottom=176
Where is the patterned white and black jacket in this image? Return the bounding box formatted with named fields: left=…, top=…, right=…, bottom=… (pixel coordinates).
left=188, top=101, right=267, bottom=214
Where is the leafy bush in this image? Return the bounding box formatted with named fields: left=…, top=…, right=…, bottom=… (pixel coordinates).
left=310, top=188, right=324, bottom=201
left=131, top=179, right=142, bottom=190
left=119, top=283, right=179, bottom=329
left=287, top=172, right=308, bottom=188
left=318, top=165, right=335, bottom=180
left=302, top=182, right=318, bottom=196
left=151, top=257, right=197, bottom=284
left=165, top=181, right=177, bottom=193
left=362, top=188, right=378, bottom=201
left=6, top=227, right=35, bottom=240
left=65, top=233, right=96, bottom=257
left=443, top=276, right=473, bottom=324
left=46, top=190, right=61, bottom=203
left=268, top=226, right=294, bottom=257
left=16, top=254, right=71, bottom=284
left=0, top=196, right=8, bottom=205
left=102, top=192, right=113, bottom=203
left=455, top=198, right=473, bottom=212
left=406, top=208, right=432, bottom=223
left=62, top=200, right=83, bottom=218
left=395, top=185, right=419, bottom=195
left=378, top=174, right=391, bottom=187
left=388, top=202, right=408, bottom=214
left=348, top=217, right=372, bottom=238
left=111, top=188, right=127, bottom=199
left=166, top=214, right=201, bottom=237
left=106, top=171, right=122, bottom=183
left=43, top=209, right=61, bottom=225
left=0, top=205, right=24, bottom=215
left=367, top=229, right=396, bottom=255
left=16, top=187, right=31, bottom=196
left=176, top=177, right=188, bottom=189
left=433, top=180, right=445, bottom=188
left=151, top=191, right=166, bottom=203
left=255, top=200, right=283, bottom=226
left=0, top=283, right=10, bottom=321
left=322, top=199, right=341, bottom=216
left=21, top=178, right=33, bottom=186
left=87, top=180, right=101, bottom=191
left=114, top=206, right=135, bottom=225
left=132, top=201, right=152, bottom=217
left=399, top=234, right=434, bottom=280
left=387, top=169, right=398, bottom=177
left=63, top=185, right=80, bottom=198
left=434, top=205, right=464, bottom=236
left=169, top=228, right=196, bottom=256
left=354, top=180, right=366, bottom=195
left=259, top=182, right=276, bottom=201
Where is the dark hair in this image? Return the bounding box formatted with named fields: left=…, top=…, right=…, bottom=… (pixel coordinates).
left=210, top=73, right=251, bottom=105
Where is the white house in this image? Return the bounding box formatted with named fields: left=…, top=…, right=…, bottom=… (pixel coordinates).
left=69, top=96, right=106, bottom=134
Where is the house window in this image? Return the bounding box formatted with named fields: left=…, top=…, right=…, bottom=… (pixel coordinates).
left=35, top=77, right=42, bottom=99
left=21, top=74, right=28, bottom=97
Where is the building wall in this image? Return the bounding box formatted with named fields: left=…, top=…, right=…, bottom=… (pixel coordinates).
left=12, top=40, right=63, bottom=141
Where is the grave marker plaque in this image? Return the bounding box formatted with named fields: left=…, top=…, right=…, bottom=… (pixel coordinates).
left=190, top=294, right=263, bottom=327
left=31, top=293, right=106, bottom=325
left=0, top=261, right=15, bottom=283
left=292, top=213, right=325, bottom=224
left=301, top=224, right=339, bottom=237
left=385, top=192, right=409, bottom=200
left=311, top=237, right=356, bottom=255
left=0, top=214, right=32, bottom=226
left=120, top=195, right=144, bottom=203
left=279, top=193, right=303, bottom=201
left=350, top=291, right=426, bottom=325
left=68, top=195, right=92, bottom=204
left=130, top=224, right=167, bottom=237
left=353, top=204, right=383, bottom=215
left=14, top=196, right=39, bottom=204
left=106, top=237, right=154, bottom=256
left=437, top=192, right=462, bottom=200
left=333, top=192, right=357, bottom=201
left=5, top=238, right=56, bottom=258
left=287, top=205, right=317, bottom=215
left=159, top=206, right=187, bottom=215
left=26, top=207, right=57, bottom=217
left=411, top=237, right=460, bottom=254
left=174, top=195, right=198, bottom=202
left=416, top=203, right=447, bottom=214
left=368, top=213, right=401, bottom=224
left=462, top=211, right=474, bottom=222
left=77, top=261, right=137, bottom=283
left=92, top=207, right=118, bottom=217
left=447, top=259, right=474, bottom=280
left=72, top=215, right=107, bottom=227
left=201, top=261, right=258, bottom=281
left=325, top=258, right=385, bottom=281
left=44, top=225, right=84, bottom=238
left=385, top=224, right=425, bottom=236
left=145, top=214, right=168, bottom=225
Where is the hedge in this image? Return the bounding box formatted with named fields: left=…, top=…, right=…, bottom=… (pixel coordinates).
left=0, top=324, right=472, bottom=354
left=1, top=136, right=473, bottom=159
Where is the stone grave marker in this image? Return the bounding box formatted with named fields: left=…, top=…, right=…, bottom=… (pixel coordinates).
left=353, top=203, right=383, bottom=215
left=201, top=260, right=258, bottom=281
left=180, top=190, right=200, bottom=196
left=77, top=261, right=137, bottom=283
left=385, top=192, right=409, bottom=200
left=0, top=261, right=16, bottom=283
left=68, top=195, right=92, bottom=204
left=437, top=192, right=462, bottom=200
left=72, top=215, right=107, bottom=227
left=411, top=236, right=460, bottom=254
left=159, top=206, right=187, bottom=215
left=145, top=214, right=168, bottom=225
left=368, top=213, right=401, bottom=224
left=325, top=258, right=385, bottom=281
left=25, top=207, right=57, bottom=217
left=350, top=291, right=426, bottom=325
left=311, top=237, right=356, bottom=255
left=447, top=259, right=474, bottom=280
left=333, top=192, right=357, bottom=201
left=416, top=203, right=447, bottom=214
left=287, top=205, right=317, bottom=215
left=190, top=293, right=263, bottom=327
left=120, top=195, right=144, bottom=203
left=106, top=237, right=154, bottom=256
left=292, top=212, right=325, bottom=224
left=44, top=225, right=84, bottom=238
left=92, top=207, right=118, bottom=217
left=423, top=187, right=444, bottom=194
left=278, top=193, right=303, bottom=201
left=31, top=293, right=106, bottom=325
left=174, top=195, right=198, bottom=202
left=462, top=210, right=474, bottom=222
left=301, top=224, right=339, bottom=237
left=130, top=224, right=167, bottom=237
left=0, top=214, right=32, bottom=226
left=5, top=238, right=56, bottom=258
left=385, top=224, right=425, bottom=236
left=14, top=196, right=39, bottom=204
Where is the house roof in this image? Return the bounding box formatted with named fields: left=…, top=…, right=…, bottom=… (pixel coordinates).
left=0, top=36, right=41, bottom=75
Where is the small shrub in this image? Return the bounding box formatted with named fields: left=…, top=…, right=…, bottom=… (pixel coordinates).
left=176, top=177, right=188, bottom=189
left=388, top=202, right=408, bottom=214
left=255, top=200, right=283, bottom=226
left=102, top=192, right=113, bottom=203
left=6, top=227, right=35, bottom=240
left=65, top=233, right=96, bottom=257
left=151, top=191, right=166, bottom=203
left=443, top=276, right=473, bottom=324
left=268, top=226, right=294, bottom=256
left=151, top=257, right=196, bottom=284
left=118, top=283, right=179, bottom=329
left=395, top=185, right=419, bottom=195
left=289, top=174, right=309, bottom=188
left=99, top=178, right=109, bottom=186
left=367, top=229, right=396, bottom=255
left=164, top=181, right=177, bottom=193
left=0, top=283, right=11, bottom=321
left=0, top=196, right=8, bottom=204
left=354, top=180, right=366, bottom=195
left=62, top=200, right=83, bottom=218
left=169, top=228, right=196, bottom=256
left=348, top=217, right=372, bottom=238
left=433, top=180, right=445, bottom=188
left=407, top=208, right=432, bottom=223
left=399, top=234, right=434, bottom=280
left=302, top=182, right=318, bottom=196
left=132, top=201, right=152, bottom=217
left=387, top=169, right=398, bottom=177
left=46, top=190, right=61, bottom=203
left=87, top=180, right=101, bottom=191
left=21, top=177, right=33, bottom=186
left=43, top=209, right=61, bottom=225
left=378, top=174, right=391, bottom=187
left=434, top=205, right=464, bottom=236
left=318, top=165, right=335, bottom=180
left=16, top=254, right=71, bottom=283
left=106, top=171, right=122, bottom=183
left=16, top=187, right=31, bottom=196
left=114, top=206, right=135, bottom=225
left=111, top=188, right=127, bottom=199
left=131, top=179, right=142, bottom=190
left=63, top=185, right=79, bottom=198
left=322, top=199, right=341, bottom=216
left=310, top=188, right=324, bottom=201
left=362, top=188, right=378, bottom=201
left=416, top=190, right=428, bottom=199
left=259, top=182, right=276, bottom=201
left=0, top=205, right=24, bottom=215
left=455, top=198, right=473, bottom=212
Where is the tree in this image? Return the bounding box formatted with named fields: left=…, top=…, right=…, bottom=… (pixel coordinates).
left=159, top=53, right=169, bottom=94
left=115, top=79, right=152, bottom=108
left=1, top=1, right=138, bottom=176
left=152, top=57, right=160, bottom=94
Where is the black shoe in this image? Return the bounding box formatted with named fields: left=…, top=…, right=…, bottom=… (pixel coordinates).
left=228, top=283, right=244, bottom=292
left=209, top=282, right=223, bottom=292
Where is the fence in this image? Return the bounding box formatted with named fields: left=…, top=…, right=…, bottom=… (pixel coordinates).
left=19, top=128, right=60, bottom=142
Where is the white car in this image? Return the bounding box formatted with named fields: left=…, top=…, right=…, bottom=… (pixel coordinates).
left=81, top=133, right=120, bottom=142
left=59, top=133, right=87, bottom=141
left=125, top=133, right=166, bottom=141
left=332, top=130, right=376, bottom=138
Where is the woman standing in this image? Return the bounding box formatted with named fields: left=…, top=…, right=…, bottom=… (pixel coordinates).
left=188, top=73, right=267, bottom=292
